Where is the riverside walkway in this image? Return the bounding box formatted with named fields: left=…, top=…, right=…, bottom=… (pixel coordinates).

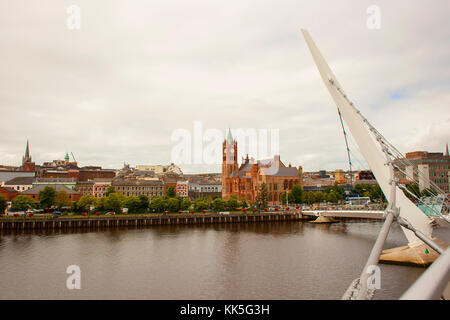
left=0, top=209, right=387, bottom=231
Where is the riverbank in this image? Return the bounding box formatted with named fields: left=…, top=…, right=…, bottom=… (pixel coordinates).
left=0, top=212, right=306, bottom=231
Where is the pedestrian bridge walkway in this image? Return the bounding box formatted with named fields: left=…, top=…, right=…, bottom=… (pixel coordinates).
left=302, top=210, right=385, bottom=221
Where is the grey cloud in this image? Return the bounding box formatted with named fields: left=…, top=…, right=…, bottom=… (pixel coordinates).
left=0, top=0, right=449, bottom=173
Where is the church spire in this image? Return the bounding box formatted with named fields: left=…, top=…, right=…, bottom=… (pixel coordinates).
left=226, top=128, right=234, bottom=145
left=446, top=143, right=449, bottom=156
left=25, top=140, right=30, bottom=158
left=22, top=140, right=31, bottom=164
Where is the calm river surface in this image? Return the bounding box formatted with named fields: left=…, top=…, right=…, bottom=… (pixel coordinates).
left=0, top=221, right=435, bottom=299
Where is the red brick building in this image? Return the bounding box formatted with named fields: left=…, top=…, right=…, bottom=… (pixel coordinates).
left=222, top=130, right=302, bottom=205
left=21, top=185, right=81, bottom=202
left=0, top=186, right=19, bottom=201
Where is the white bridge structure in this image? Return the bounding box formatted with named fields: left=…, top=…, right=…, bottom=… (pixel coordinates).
left=301, top=30, right=449, bottom=300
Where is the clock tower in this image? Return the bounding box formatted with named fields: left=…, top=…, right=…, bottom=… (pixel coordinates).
left=222, top=129, right=238, bottom=198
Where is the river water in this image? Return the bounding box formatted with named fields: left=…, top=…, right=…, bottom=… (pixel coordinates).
left=0, top=221, right=434, bottom=300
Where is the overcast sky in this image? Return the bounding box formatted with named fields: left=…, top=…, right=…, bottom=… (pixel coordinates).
left=0, top=1, right=449, bottom=173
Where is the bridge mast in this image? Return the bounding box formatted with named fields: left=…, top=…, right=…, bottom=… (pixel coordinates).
left=301, top=29, right=432, bottom=245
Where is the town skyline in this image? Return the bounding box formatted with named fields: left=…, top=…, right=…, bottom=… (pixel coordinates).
left=1, top=138, right=449, bottom=175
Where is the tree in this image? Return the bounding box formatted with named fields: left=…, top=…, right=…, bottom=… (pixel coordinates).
left=165, top=198, right=180, bottom=212
left=352, top=184, right=372, bottom=197
left=370, top=184, right=385, bottom=202
left=12, top=195, right=35, bottom=211
left=55, top=190, right=71, bottom=209
left=104, top=193, right=125, bottom=214
left=256, top=183, right=268, bottom=210
left=290, top=184, right=303, bottom=204
left=180, top=199, right=191, bottom=211
left=326, top=190, right=340, bottom=203
left=149, top=196, right=165, bottom=213
left=38, top=186, right=56, bottom=209
left=96, top=196, right=107, bottom=212
left=212, top=198, right=225, bottom=212
left=314, top=192, right=326, bottom=203
left=226, top=195, right=239, bottom=211
left=138, top=194, right=149, bottom=212
left=193, top=198, right=208, bottom=212
left=326, top=183, right=345, bottom=198
left=405, top=183, right=421, bottom=202
left=105, top=186, right=116, bottom=196
left=0, top=195, right=8, bottom=213
left=280, top=191, right=294, bottom=205
left=77, top=195, right=98, bottom=212
left=166, top=186, right=176, bottom=198
left=302, top=191, right=315, bottom=205
left=123, top=196, right=141, bottom=213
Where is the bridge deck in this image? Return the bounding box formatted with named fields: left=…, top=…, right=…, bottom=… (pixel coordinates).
left=302, top=210, right=385, bottom=220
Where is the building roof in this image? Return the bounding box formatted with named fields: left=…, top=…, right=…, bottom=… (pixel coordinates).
left=21, top=184, right=79, bottom=195
left=4, top=176, right=35, bottom=185
left=93, top=178, right=113, bottom=183
left=35, top=178, right=77, bottom=183
left=111, top=178, right=163, bottom=186
left=0, top=186, right=18, bottom=193
left=0, top=171, right=35, bottom=184
left=260, top=166, right=299, bottom=177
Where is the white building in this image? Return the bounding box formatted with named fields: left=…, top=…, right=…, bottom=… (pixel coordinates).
left=135, top=163, right=183, bottom=176
left=3, top=176, right=34, bottom=192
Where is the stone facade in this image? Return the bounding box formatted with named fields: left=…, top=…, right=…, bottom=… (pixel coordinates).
left=112, top=178, right=165, bottom=200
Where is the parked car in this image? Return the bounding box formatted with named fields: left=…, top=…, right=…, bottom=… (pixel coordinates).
left=52, top=211, right=62, bottom=217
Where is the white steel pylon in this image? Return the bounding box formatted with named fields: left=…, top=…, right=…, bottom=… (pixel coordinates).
left=301, top=29, right=432, bottom=245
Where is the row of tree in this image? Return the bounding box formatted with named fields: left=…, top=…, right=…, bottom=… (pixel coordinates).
left=73, top=192, right=249, bottom=214
left=260, top=182, right=386, bottom=206
left=1, top=182, right=388, bottom=215
left=403, top=183, right=435, bottom=202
